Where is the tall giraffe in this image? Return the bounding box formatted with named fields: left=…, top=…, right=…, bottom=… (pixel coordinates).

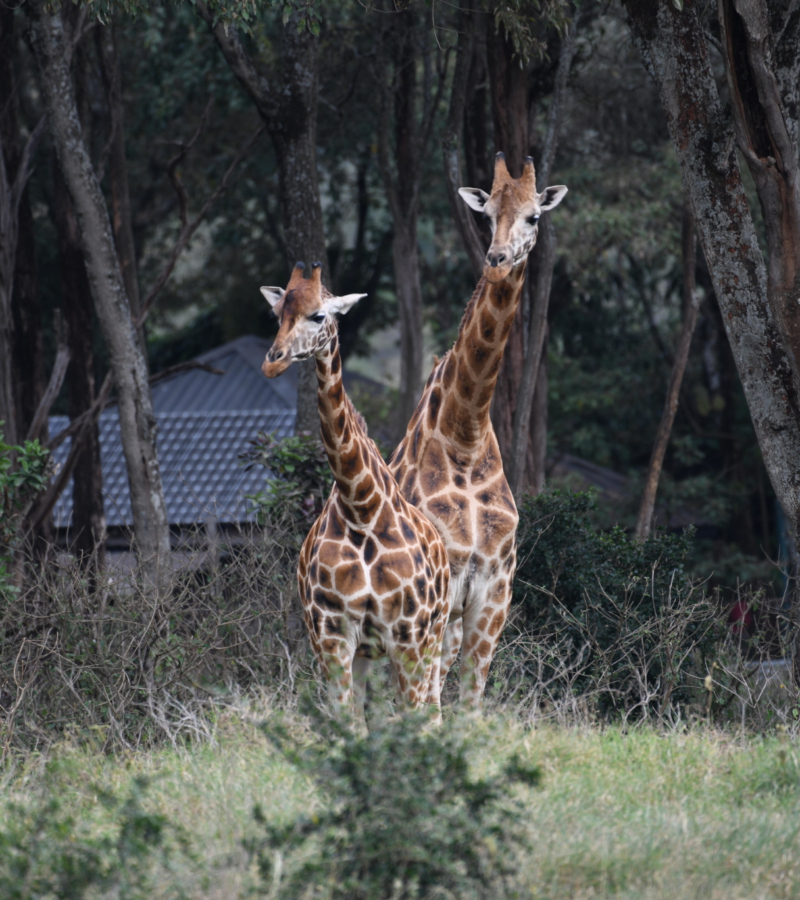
left=388, top=153, right=567, bottom=708
left=261, top=263, right=451, bottom=722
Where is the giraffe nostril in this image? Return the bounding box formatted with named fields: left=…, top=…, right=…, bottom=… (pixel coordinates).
left=496, top=252, right=507, bottom=264
left=272, top=349, right=284, bottom=361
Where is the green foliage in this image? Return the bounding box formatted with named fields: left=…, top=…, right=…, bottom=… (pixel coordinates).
left=513, top=490, right=716, bottom=717
left=242, top=430, right=333, bottom=526
left=0, top=773, right=187, bottom=900
left=0, top=426, right=51, bottom=598
left=248, top=709, right=540, bottom=899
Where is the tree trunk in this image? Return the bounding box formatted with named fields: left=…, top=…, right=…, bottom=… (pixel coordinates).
left=96, top=23, right=144, bottom=354
left=634, top=201, right=700, bottom=541
left=29, top=2, right=170, bottom=572
left=442, top=0, right=485, bottom=282
left=195, top=1, right=329, bottom=437
left=621, top=0, right=800, bottom=680
left=53, top=155, right=106, bottom=566
left=486, top=21, right=530, bottom=477
left=375, top=6, right=441, bottom=439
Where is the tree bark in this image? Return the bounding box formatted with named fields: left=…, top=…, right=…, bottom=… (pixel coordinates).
left=53, top=156, right=106, bottom=565
left=28, top=2, right=170, bottom=571
left=486, top=22, right=531, bottom=476
left=96, top=23, right=144, bottom=354
left=634, top=201, right=700, bottom=541
left=442, top=1, right=485, bottom=282
left=508, top=19, right=576, bottom=498
left=375, top=6, right=445, bottom=440
left=195, top=1, right=329, bottom=437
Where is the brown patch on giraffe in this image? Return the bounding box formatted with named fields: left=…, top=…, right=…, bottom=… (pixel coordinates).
left=318, top=567, right=332, bottom=589
left=455, top=358, right=475, bottom=401
left=429, top=495, right=472, bottom=545
left=353, top=473, right=375, bottom=504
left=499, top=537, right=514, bottom=558
left=370, top=559, right=402, bottom=594
left=314, top=588, right=344, bottom=612
left=478, top=508, right=516, bottom=554
left=325, top=507, right=346, bottom=539
left=335, top=562, right=367, bottom=594
left=441, top=354, right=456, bottom=391
left=471, top=443, right=500, bottom=485
left=427, top=386, right=442, bottom=430
left=420, top=439, right=448, bottom=495
left=373, top=502, right=402, bottom=547
left=339, top=441, right=360, bottom=480
left=328, top=382, right=344, bottom=406
left=400, top=517, right=416, bottom=543
left=383, top=592, right=403, bottom=622
left=352, top=490, right=381, bottom=524
left=318, top=540, right=344, bottom=569
left=479, top=306, right=497, bottom=342
left=403, top=587, right=418, bottom=617
left=393, top=620, right=412, bottom=644
left=488, top=611, right=506, bottom=637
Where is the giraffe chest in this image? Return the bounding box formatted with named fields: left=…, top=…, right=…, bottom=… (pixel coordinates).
left=296, top=495, right=451, bottom=661
left=392, top=433, right=518, bottom=585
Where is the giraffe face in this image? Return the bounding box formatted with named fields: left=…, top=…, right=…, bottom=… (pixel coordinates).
left=459, top=153, right=568, bottom=284
left=260, top=262, right=366, bottom=378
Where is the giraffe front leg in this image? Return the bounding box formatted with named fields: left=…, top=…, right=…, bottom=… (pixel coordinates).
left=439, top=617, right=464, bottom=689
left=317, top=638, right=358, bottom=722
left=459, top=578, right=512, bottom=710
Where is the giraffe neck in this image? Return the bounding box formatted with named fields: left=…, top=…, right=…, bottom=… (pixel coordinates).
left=315, top=333, right=385, bottom=528
left=439, top=261, right=528, bottom=446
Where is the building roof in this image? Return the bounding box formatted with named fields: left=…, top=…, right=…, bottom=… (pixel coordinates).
left=49, top=335, right=376, bottom=529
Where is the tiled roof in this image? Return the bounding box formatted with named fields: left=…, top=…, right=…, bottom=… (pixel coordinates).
left=49, top=334, right=384, bottom=528
left=50, top=409, right=294, bottom=527
left=49, top=336, right=298, bottom=528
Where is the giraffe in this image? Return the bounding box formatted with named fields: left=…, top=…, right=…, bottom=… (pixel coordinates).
left=261, top=262, right=451, bottom=723
left=387, top=152, right=567, bottom=708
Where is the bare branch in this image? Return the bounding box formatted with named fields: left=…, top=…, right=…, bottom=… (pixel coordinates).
left=136, top=122, right=265, bottom=328
left=25, top=311, right=70, bottom=442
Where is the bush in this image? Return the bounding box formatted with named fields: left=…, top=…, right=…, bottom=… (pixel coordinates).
left=241, top=431, right=333, bottom=532
left=248, top=709, right=540, bottom=899
left=510, top=490, right=718, bottom=720
left=0, top=530, right=318, bottom=753
left=0, top=771, right=187, bottom=900
left=0, top=426, right=51, bottom=599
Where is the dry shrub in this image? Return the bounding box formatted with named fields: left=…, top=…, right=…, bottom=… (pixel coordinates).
left=0, top=520, right=318, bottom=755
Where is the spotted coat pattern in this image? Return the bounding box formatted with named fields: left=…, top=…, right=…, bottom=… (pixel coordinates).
left=262, top=264, right=451, bottom=721
left=388, top=154, right=568, bottom=708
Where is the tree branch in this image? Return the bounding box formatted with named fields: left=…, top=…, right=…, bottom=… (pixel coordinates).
left=136, top=122, right=265, bottom=328
left=25, top=311, right=69, bottom=442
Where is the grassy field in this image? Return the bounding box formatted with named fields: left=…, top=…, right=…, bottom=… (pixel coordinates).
left=2, top=700, right=799, bottom=899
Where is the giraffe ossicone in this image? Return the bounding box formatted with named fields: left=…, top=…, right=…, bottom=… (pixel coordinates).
left=261, top=262, right=451, bottom=725
left=388, top=152, right=568, bottom=709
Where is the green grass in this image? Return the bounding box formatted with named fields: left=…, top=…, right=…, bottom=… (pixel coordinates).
left=2, top=707, right=799, bottom=898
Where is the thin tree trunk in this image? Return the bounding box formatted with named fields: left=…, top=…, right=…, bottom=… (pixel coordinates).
left=29, top=2, right=170, bottom=573
left=487, top=20, right=530, bottom=475
left=508, top=19, right=576, bottom=498
left=634, top=201, right=700, bottom=541
left=442, top=0, right=484, bottom=281
left=97, top=23, right=144, bottom=354
left=195, top=1, right=329, bottom=437
left=53, top=156, right=106, bottom=565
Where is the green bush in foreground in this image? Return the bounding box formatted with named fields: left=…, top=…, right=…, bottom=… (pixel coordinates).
left=249, top=710, right=540, bottom=899
left=0, top=772, right=190, bottom=900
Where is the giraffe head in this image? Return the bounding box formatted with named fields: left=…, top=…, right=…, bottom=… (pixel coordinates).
left=260, top=262, right=366, bottom=378
left=459, top=152, right=568, bottom=284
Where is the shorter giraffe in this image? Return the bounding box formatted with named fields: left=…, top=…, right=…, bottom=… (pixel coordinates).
left=261, top=263, right=451, bottom=722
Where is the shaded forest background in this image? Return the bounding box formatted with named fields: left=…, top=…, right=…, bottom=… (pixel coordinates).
left=1, top=0, right=785, bottom=591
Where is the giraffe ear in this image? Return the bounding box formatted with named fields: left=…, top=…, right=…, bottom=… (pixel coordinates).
left=260, top=286, right=285, bottom=314
left=325, top=293, right=367, bottom=317
left=458, top=187, right=490, bottom=213
left=537, top=185, right=568, bottom=212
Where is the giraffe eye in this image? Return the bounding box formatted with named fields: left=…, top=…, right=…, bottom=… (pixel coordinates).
left=527, top=214, right=540, bottom=226
left=309, top=313, right=326, bottom=324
